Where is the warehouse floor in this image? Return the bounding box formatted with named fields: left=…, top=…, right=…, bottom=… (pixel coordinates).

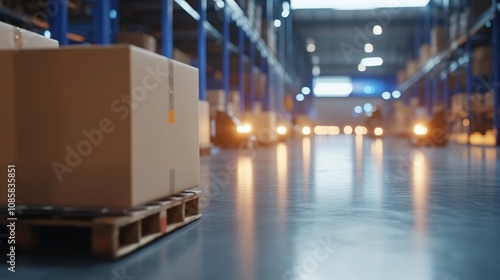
left=3, top=136, right=500, bottom=280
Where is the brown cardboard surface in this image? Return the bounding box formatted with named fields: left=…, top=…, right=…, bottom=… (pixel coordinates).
left=0, top=22, right=58, bottom=206
left=199, top=101, right=211, bottom=146
left=243, top=111, right=278, bottom=144
left=13, top=45, right=198, bottom=209
left=117, top=32, right=157, bottom=52
left=0, top=21, right=58, bottom=50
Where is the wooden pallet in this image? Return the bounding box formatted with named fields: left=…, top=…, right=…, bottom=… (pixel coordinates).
left=199, top=143, right=212, bottom=156
left=1, top=190, right=201, bottom=259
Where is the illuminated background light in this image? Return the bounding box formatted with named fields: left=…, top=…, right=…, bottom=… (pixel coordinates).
left=373, top=25, right=383, bottom=35
left=364, top=43, right=374, bottom=53
left=382, top=91, right=391, bottom=100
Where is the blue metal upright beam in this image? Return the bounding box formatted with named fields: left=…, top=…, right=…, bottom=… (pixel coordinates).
left=465, top=0, right=473, bottom=137
left=48, top=0, right=68, bottom=45
left=223, top=1, right=231, bottom=112
left=110, top=0, right=119, bottom=42
left=443, top=69, right=450, bottom=109
left=261, top=55, right=269, bottom=111
left=161, top=0, right=173, bottom=58
left=198, top=0, right=207, bottom=101
left=493, top=0, right=500, bottom=145
left=266, top=0, right=274, bottom=111
left=433, top=76, right=439, bottom=107
left=249, top=41, right=256, bottom=111
left=238, top=26, right=245, bottom=113
left=414, top=18, right=421, bottom=59
left=424, top=3, right=431, bottom=44
left=93, top=0, right=111, bottom=44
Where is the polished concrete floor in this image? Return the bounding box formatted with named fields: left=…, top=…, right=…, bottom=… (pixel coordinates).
left=2, top=136, right=500, bottom=280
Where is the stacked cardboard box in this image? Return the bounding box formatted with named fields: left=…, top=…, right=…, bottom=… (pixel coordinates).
left=0, top=22, right=59, bottom=206
left=9, top=45, right=199, bottom=209
left=397, top=70, right=407, bottom=85
left=419, top=44, right=432, bottom=67
left=173, top=48, right=193, bottom=65
left=472, top=46, right=493, bottom=76
left=406, top=60, right=419, bottom=76
left=431, top=26, right=447, bottom=55
left=207, top=90, right=226, bottom=118
left=117, top=31, right=157, bottom=52
left=228, top=91, right=241, bottom=117
left=460, top=2, right=493, bottom=36
left=243, top=111, right=278, bottom=144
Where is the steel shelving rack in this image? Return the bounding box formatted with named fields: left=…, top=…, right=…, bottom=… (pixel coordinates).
left=42, top=0, right=298, bottom=118
left=398, top=0, right=500, bottom=146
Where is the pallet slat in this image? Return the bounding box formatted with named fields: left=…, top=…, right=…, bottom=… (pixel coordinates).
left=2, top=190, right=202, bottom=259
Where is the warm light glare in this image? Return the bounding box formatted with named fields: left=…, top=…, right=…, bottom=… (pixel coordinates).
left=361, top=57, right=383, bottom=67
left=374, top=127, right=384, bottom=136
left=358, top=64, right=366, bottom=72
left=302, top=126, right=311, bottom=135
left=291, top=0, right=431, bottom=10
left=314, top=126, right=340, bottom=135
left=373, top=25, right=383, bottom=35
left=277, top=126, right=287, bottom=135
left=344, top=126, right=353, bottom=135
left=463, top=119, right=470, bottom=127
left=237, top=124, right=252, bottom=133
left=414, top=124, right=428, bottom=135
left=355, top=126, right=367, bottom=135
left=364, top=43, right=374, bottom=53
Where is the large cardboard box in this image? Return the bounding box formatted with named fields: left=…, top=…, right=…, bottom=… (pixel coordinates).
left=117, top=32, right=157, bottom=53
left=0, top=22, right=58, bottom=206
left=199, top=100, right=211, bottom=147
left=12, top=45, right=199, bottom=209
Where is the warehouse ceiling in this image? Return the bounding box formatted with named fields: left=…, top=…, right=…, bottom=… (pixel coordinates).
left=292, top=7, right=427, bottom=78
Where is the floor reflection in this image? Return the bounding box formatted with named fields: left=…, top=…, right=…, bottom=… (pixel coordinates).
left=277, top=143, right=288, bottom=224
left=236, top=157, right=255, bottom=280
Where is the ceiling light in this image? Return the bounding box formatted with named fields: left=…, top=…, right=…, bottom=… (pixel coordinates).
left=312, top=65, right=321, bottom=76
left=373, top=25, right=383, bottom=35
left=307, top=43, right=316, bottom=52
left=364, top=43, right=374, bottom=53
left=274, top=19, right=282, bottom=28
left=290, top=0, right=430, bottom=10
left=364, top=103, right=373, bottom=112
left=392, top=90, right=402, bottom=99
left=109, top=9, right=117, bottom=19
left=282, top=9, right=290, bottom=18
left=313, top=76, right=353, bottom=97
left=215, top=0, right=225, bottom=9
left=360, top=57, right=383, bottom=67
left=363, top=85, right=375, bottom=94
left=301, top=87, right=311, bottom=95
left=354, top=106, right=363, bottom=114
left=382, top=91, right=391, bottom=100
left=358, top=64, right=366, bottom=72
left=296, top=94, right=305, bottom=101
left=44, top=30, right=51, bottom=38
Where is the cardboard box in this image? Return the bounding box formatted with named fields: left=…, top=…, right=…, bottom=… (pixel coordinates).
left=243, top=111, right=278, bottom=144
left=0, top=21, right=58, bottom=50
left=13, top=45, right=199, bottom=209
left=406, top=60, right=419, bottom=76
left=419, top=44, right=432, bottom=66
left=173, top=48, right=192, bottom=65
left=472, top=47, right=493, bottom=75
left=431, top=26, right=447, bottom=55
left=117, top=32, right=157, bottom=53
left=0, top=22, right=58, bottom=206
left=397, top=69, right=407, bottom=85
left=199, top=101, right=211, bottom=147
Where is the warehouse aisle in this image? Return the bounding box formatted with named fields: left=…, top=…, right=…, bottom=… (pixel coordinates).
left=4, top=136, right=500, bottom=280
